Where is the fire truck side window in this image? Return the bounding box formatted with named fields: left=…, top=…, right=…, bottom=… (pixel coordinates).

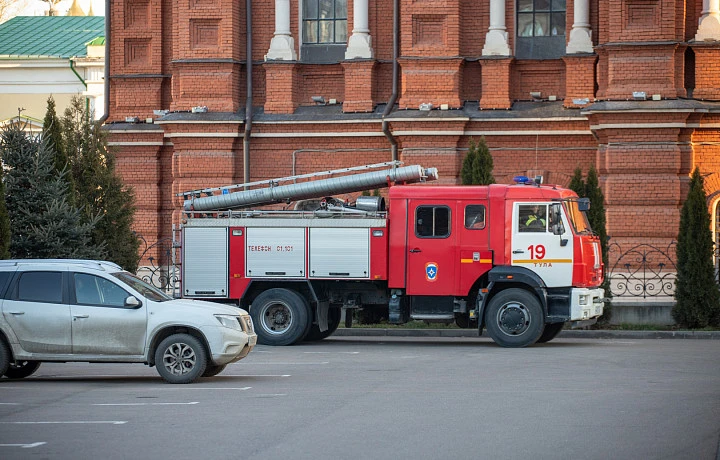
left=416, top=206, right=451, bottom=238
left=519, top=204, right=548, bottom=233
left=465, top=205, right=486, bottom=230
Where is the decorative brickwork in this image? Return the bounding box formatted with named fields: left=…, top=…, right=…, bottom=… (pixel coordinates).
left=342, top=60, right=376, bottom=112
left=479, top=57, right=513, bottom=109
left=263, top=62, right=299, bottom=114
left=399, top=58, right=463, bottom=109
left=563, top=54, right=597, bottom=107
left=691, top=44, right=720, bottom=100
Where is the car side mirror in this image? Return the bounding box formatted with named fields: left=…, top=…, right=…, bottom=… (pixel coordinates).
left=125, top=296, right=142, bottom=308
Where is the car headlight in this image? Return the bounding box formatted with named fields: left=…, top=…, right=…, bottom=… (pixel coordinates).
left=215, top=314, right=242, bottom=330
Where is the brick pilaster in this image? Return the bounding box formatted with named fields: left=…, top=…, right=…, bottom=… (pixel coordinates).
left=691, top=44, right=720, bottom=100
left=479, top=57, right=513, bottom=109
left=263, top=61, right=299, bottom=114
left=563, top=54, right=597, bottom=108
left=342, top=60, right=376, bottom=112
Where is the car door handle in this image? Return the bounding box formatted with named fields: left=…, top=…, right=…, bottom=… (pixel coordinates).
left=512, top=250, right=525, bottom=254
left=7, top=311, right=24, bottom=315
left=73, top=314, right=89, bottom=320
left=409, top=248, right=422, bottom=253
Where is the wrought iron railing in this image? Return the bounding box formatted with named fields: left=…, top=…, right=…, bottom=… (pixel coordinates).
left=136, top=233, right=181, bottom=297
left=607, top=242, right=677, bottom=299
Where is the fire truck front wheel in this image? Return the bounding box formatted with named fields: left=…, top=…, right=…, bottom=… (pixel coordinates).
left=485, top=288, right=545, bottom=348
left=250, top=288, right=311, bottom=346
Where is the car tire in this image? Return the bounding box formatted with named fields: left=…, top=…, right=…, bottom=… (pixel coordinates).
left=0, top=340, right=10, bottom=378
left=536, top=322, right=564, bottom=344
left=155, top=334, right=207, bottom=384
left=201, top=364, right=227, bottom=378
left=4, top=361, right=41, bottom=379
left=485, top=288, right=544, bottom=348
left=250, top=288, right=311, bottom=346
left=304, top=307, right=341, bottom=342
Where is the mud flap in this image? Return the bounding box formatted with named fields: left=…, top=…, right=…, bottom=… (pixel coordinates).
left=316, top=300, right=329, bottom=332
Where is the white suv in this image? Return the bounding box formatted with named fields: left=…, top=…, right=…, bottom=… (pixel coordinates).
left=0, top=259, right=257, bottom=384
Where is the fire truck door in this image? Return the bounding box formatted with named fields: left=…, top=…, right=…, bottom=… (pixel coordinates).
left=405, top=201, right=456, bottom=295
left=511, top=202, right=573, bottom=287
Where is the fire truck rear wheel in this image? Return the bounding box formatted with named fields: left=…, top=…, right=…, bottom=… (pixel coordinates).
left=485, top=288, right=544, bottom=348
left=250, top=288, right=311, bottom=346
left=304, top=307, right=341, bottom=342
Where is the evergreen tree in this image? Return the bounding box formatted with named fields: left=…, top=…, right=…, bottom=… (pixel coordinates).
left=0, top=122, right=105, bottom=259
left=62, top=96, right=141, bottom=271
left=461, top=137, right=495, bottom=185
left=0, top=145, right=10, bottom=259
left=673, top=168, right=720, bottom=328
left=585, top=165, right=611, bottom=302
left=43, top=95, right=75, bottom=202
left=568, top=166, right=584, bottom=196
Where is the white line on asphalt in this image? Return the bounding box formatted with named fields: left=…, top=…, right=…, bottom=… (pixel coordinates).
left=93, top=402, right=200, bottom=406
left=254, top=394, right=287, bottom=397
left=242, top=362, right=329, bottom=365
left=0, top=421, right=127, bottom=425
left=0, top=403, right=21, bottom=405
left=147, top=387, right=252, bottom=391
left=0, top=442, right=46, bottom=448
left=303, top=351, right=360, bottom=354
left=227, top=374, right=291, bottom=377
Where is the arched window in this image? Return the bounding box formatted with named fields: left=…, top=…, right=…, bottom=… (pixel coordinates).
left=516, top=0, right=566, bottom=59
left=301, top=0, right=348, bottom=63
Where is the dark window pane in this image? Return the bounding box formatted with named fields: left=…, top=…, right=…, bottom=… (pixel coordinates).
left=18, top=271, right=63, bottom=303
left=319, top=0, right=333, bottom=18
left=519, top=0, right=533, bottom=12
left=304, top=21, right=318, bottom=43
left=535, top=0, right=550, bottom=11
left=465, top=205, right=486, bottom=230
left=435, top=208, right=450, bottom=237
left=0, top=272, right=11, bottom=295
left=304, top=0, right=318, bottom=19
left=319, top=20, right=334, bottom=43
left=98, top=278, right=129, bottom=307
left=335, top=20, right=347, bottom=42
left=552, top=0, right=566, bottom=11
left=535, top=13, right=550, bottom=36
left=518, top=13, right=533, bottom=36
left=74, top=273, right=102, bottom=305
left=335, top=0, right=347, bottom=18
left=416, top=207, right=434, bottom=237
left=551, top=13, right=565, bottom=35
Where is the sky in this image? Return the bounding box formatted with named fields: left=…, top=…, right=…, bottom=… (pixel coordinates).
left=12, top=0, right=105, bottom=17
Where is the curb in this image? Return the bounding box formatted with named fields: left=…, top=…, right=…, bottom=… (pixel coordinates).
left=334, top=328, right=720, bottom=340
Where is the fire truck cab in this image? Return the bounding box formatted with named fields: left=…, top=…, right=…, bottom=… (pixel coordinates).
left=179, top=164, right=605, bottom=348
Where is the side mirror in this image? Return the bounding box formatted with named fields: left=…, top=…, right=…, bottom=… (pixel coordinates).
left=577, top=198, right=590, bottom=212
left=125, top=295, right=142, bottom=308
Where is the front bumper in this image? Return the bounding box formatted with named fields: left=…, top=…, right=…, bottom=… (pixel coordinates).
left=569, top=287, right=605, bottom=321
left=202, top=325, right=258, bottom=366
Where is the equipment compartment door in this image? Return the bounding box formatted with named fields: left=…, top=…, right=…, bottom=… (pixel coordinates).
left=309, top=228, right=369, bottom=278
left=246, top=227, right=306, bottom=278
left=405, top=200, right=456, bottom=295
left=183, top=227, right=229, bottom=298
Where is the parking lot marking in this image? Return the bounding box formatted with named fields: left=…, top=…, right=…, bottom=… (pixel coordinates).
left=303, top=351, right=360, bottom=354
left=149, top=387, right=252, bottom=391
left=0, top=403, right=21, bottom=405
left=243, top=362, right=329, bottom=365
left=93, top=402, right=200, bottom=406
left=226, top=374, right=291, bottom=377
left=0, top=421, right=127, bottom=425
left=0, top=442, right=46, bottom=448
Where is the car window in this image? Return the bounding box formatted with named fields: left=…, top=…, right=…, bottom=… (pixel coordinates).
left=18, top=271, right=63, bottom=303
left=111, top=271, right=173, bottom=302
left=0, top=271, right=13, bottom=297
left=74, top=273, right=130, bottom=307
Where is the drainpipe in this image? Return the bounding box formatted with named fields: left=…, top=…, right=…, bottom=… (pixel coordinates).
left=99, top=0, right=110, bottom=124
left=243, top=0, right=253, bottom=187
left=381, top=0, right=399, bottom=162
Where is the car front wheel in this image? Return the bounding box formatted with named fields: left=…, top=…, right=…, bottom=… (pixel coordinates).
left=155, top=334, right=207, bottom=384
left=4, top=361, right=41, bottom=379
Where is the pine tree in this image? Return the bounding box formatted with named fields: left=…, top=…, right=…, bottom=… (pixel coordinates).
left=43, top=95, right=75, bottom=202
left=0, top=146, right=10, bottom=259
left=0, top=122, right=105, bottom=259
left=461, top=137, right=495, bottom=185
left=673, top=167, right=720, bottom=328
left=62, top=96, right=141, bottom=271
left=585, top=165, right=611, bottom=303
left=568, top=166, right=584, bottom=196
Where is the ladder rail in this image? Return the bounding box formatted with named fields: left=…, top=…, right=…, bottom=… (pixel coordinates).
left=177, top=161, right=403, bottom=198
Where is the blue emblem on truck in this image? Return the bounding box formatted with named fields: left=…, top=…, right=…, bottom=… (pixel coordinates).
left=425, top=262, right=438, bottom=282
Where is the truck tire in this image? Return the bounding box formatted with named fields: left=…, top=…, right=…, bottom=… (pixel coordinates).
left=536, top=322, right=564, bottom=343
left=250, top=288, right=311, bottom=346
left=485, top=288, right=544, bottom=348
left=155, top=333, right=208, bottom=384
left=304, top=307, right=341, bottom=342
left=4, top=361, right=41, bottom=379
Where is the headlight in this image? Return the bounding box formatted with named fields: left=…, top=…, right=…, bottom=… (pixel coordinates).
left=241, top=315, right=254, bottom=333
left=215, top=314, right=242, bottom=330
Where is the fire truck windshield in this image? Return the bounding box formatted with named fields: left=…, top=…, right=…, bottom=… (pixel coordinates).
left=565, top=200, right=592, bottom=234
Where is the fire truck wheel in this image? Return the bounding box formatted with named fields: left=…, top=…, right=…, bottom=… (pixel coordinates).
left=536, top=322, right=564, bottom=343
left=485, top=289, right=544, bottom=348
left=4, top=360, right=41, bottom=379
left=154, top=334, right=208, bottom=384
left=250, top=288, right=311, bottom=346
left=304, top=308, right=341, bottom=342
left=201, top=364, right=227, bottom=378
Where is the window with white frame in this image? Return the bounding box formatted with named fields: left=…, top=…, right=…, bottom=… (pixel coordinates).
left=301, top=0, right=348, bottom=63
left=516, top=0, right=566, bottom=60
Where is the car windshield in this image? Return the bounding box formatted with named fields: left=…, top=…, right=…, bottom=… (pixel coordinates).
left=111, top=271, right=173, bottom=302
left=565, top=200, right=593, bottom=234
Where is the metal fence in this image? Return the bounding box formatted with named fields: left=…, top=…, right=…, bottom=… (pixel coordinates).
left=136, top=233, right=181, bottom=297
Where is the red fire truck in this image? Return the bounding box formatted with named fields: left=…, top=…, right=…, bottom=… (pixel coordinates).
left=178, top=162, right=604, bottom=348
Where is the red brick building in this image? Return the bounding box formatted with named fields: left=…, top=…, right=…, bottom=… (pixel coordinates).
left=106, top=0, right=720, bottom=272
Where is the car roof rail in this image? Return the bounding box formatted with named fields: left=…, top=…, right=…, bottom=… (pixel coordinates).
left=0, top=259, right=123, bottom=271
